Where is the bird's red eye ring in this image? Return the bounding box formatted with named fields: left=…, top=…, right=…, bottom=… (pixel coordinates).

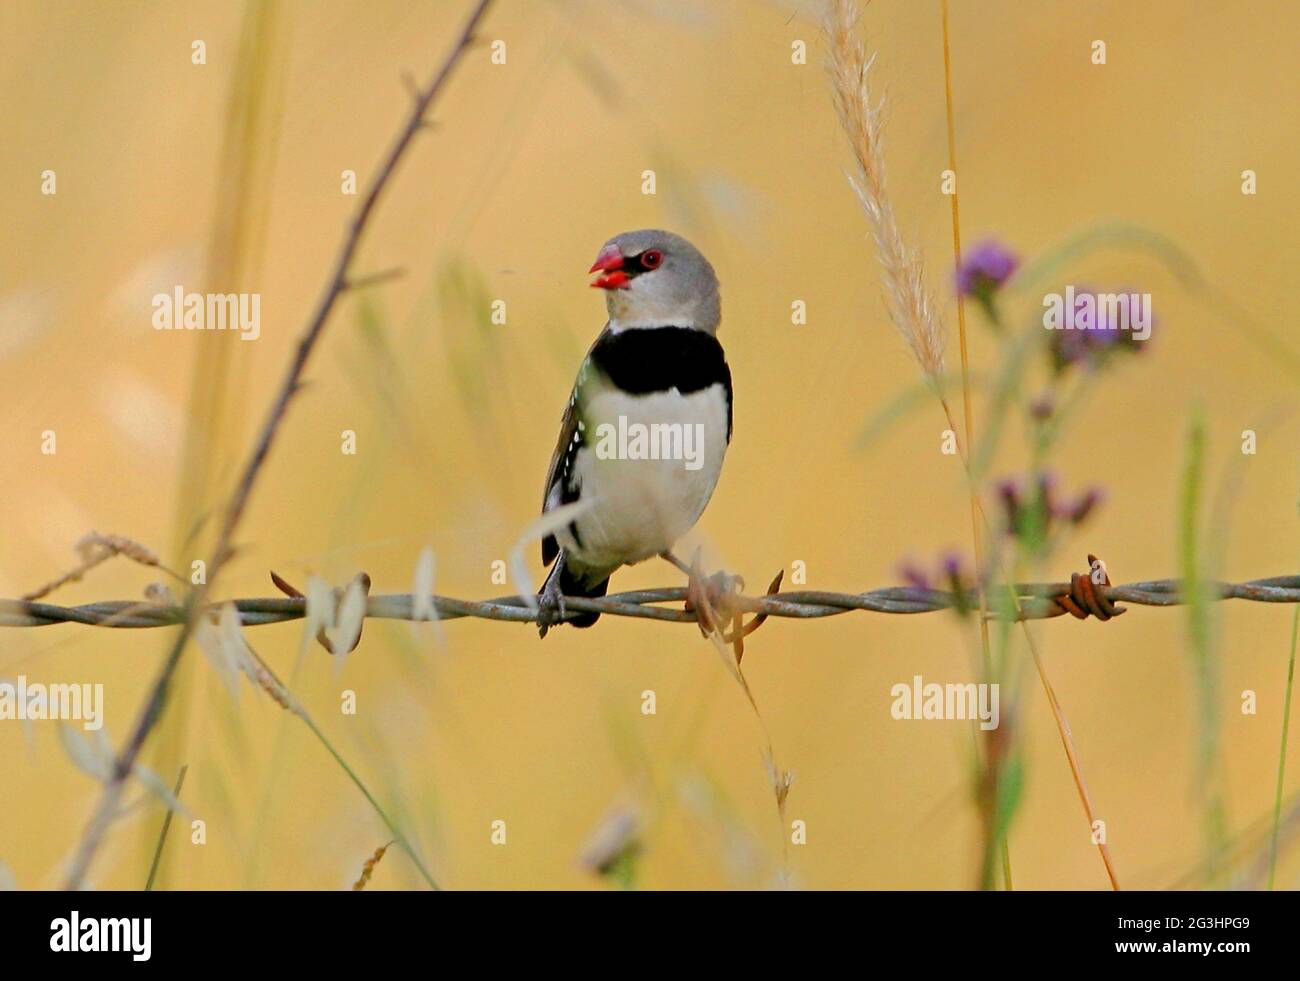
left=641, top=249, right=663, bottom=269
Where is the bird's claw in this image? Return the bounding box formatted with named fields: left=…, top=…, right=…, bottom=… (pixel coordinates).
left=662, top=551, right=781, bottom=663
left=683, top=556, right=744, bottom=639
left=692, top=564, right=784, bottom=664
left=537, top=574, right=567, bottom=639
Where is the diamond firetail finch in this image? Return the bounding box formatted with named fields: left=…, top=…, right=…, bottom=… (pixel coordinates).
left=536, top=230, right=732, bottom=637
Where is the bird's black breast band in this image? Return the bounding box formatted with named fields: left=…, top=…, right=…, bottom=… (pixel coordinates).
left=542, top=326, right=733, bottom=567
left=587, top=326, right=733, bottom=440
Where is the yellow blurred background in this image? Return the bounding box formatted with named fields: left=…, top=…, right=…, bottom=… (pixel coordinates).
left=1, top=0, right=1297, bottom=890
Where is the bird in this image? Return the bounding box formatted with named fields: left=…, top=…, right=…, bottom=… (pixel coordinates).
left=536, top=229, right=732, bottom=637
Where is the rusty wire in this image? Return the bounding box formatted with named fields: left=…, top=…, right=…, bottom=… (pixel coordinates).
left=4, top=560, right=1298, bottom=633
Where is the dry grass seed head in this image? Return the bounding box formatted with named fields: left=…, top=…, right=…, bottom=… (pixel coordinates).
left=825, top=0, right=946, bottom=380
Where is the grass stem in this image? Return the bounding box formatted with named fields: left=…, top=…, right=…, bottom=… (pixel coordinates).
left=143, top=764, right=188, bottom=890
left=1268, top=604, right=1299, bottom=889
left=939, top=0, right=1011, bottom=892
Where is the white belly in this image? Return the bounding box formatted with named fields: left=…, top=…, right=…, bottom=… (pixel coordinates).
left=559, top=384, right=729, bottom=570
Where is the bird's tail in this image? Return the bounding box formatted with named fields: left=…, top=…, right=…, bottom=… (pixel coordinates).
left=541, top=560, right=609, bottom=628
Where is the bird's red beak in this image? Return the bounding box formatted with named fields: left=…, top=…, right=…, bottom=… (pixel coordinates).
left=589, top=244, right=629, bottom=290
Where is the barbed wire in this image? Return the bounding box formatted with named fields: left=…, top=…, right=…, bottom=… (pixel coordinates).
left=5, top=569, right=1298, bottom=631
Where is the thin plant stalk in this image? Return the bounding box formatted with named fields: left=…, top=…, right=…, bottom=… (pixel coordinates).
left=250, top=652, right=439, bottom=890
left=1180, top=409, right=1227, bottom=885
left=143, top=765, right=188, bottom=890
left=156, top=0, right=286, bottom=889
left=939, top=0, right=1010, bottom=892
left=1269, top=604, right=1299, bottom=889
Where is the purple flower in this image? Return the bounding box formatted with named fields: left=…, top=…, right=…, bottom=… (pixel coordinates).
left=956, top=240, right=1019, bottom=298
left=995, top=471, right=1105, bottom=549
left=996, top=477, right=1021, bottom=517
left=897, top=552, right=979, bottom=616
left=898, top=559, right=932, bottom=592
left=1059, top=487, right=1104, bottom=525
left=1049, top=285, right=1155, bottom=372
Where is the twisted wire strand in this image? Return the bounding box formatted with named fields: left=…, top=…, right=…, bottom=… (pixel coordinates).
left=4, top=574, right=1298, bottom=630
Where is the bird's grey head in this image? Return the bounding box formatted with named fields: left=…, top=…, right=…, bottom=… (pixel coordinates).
left=589, top=229, right=721, bottom=334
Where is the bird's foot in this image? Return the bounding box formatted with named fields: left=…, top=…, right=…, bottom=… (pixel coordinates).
left=677, top=551, right=744, bottom=639
left=536, top=572, right=567, bottom=639
left=663, top=551, right=784, bottom=663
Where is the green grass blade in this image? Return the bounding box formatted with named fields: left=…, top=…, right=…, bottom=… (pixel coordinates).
left=1269, top=604, right=1300, bottom=889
